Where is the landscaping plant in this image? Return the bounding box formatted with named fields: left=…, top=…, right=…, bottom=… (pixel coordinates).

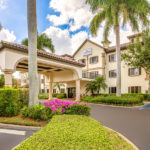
left=43, top=99, right=90, bottom=116
left=15, top=115, right=134, bottom=150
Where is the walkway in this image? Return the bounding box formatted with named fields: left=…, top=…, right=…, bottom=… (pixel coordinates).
left=91, top=104, right=150, bottom=150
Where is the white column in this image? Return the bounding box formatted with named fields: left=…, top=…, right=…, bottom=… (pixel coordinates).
left=76, top=79, right=80, bottom=101
left=4, top=71, right=13, bottom=87
left=49, top=74, right=53, bottom=100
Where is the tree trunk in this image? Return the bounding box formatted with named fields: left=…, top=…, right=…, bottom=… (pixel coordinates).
left=27, top=0, right=39, bottom=106
left=148, top=73, right=150, bottom=94
left=115, top=24, right=121, bottom=97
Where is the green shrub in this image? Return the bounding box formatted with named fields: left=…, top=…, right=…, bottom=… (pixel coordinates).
left=21, top=104, right=53, bottom=121
left=38, top=93, right=67, bottom=99
left=0, top=88, right=20, bottom=116
left=38, top=93, right=49, bottom=99
left=82, top=95, right=143, bottom=106
left=64, top=103, right=91, bottom=116
left=15, top=115, right=134, bottom=150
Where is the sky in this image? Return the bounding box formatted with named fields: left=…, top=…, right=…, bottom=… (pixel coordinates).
left=0, top=0, right=149, bottom=56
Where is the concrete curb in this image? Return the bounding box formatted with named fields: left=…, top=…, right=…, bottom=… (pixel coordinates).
left=89, top=103, right=144, bottom=109
left=0, top=123, right=42, bottom=131
left=104, top=126, right=139, bottom=150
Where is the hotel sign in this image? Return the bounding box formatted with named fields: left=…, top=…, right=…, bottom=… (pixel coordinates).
left=83, top=48, right=92, bottom=56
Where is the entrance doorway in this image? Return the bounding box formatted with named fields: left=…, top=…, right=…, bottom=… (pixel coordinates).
left=68, top=87, right=76, bottom=98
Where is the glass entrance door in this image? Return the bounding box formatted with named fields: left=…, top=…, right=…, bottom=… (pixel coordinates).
left=68, top=87, right=76, bottom=98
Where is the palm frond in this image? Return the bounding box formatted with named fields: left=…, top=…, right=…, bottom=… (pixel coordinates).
left=90, top=9, right=106, bottom=36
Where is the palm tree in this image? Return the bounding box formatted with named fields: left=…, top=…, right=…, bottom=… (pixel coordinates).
left=87, top=0, right=150, bottom=96
left=53, top=83, right=65, bottom=93
left=95, top=76, right=107, bottom=94
left=27, top=0, right=38, bottom=106
left=22, top=33, right=55, bottom=53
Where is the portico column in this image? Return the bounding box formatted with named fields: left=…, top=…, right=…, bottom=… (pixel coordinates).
left=76, top=79, right=80, bottom=101
left=4, top=71, right=13, bottom=87
left=49, top=73, right=53, bottom=100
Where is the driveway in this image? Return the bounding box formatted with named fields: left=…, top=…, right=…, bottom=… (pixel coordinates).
left=91, top=104, right=150, bottom=150
left=0, top=126, right=39, bottom=150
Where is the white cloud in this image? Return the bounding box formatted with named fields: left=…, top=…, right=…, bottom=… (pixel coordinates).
left=48, top=0, right=94, bottom=31
left=0, top=0, right=8, bottom=9
left=44, top=26, right=88, bottom=55
left=0, top=28, right=16, bottom=42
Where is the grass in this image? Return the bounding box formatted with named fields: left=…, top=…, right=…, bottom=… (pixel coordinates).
left=15, top=115, right=135, bottom=150
left=0, top=116, right=47, bottom=127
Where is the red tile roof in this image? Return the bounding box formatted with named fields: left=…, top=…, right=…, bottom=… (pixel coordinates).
left=0, top=41, right=85, bottom=67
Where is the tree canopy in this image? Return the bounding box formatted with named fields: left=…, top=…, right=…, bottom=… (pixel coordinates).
left=22, top=33, right=55, bottom=53
left=122, top=29, right=150, bottom=93
left=87, top=0, right=150, bottom=41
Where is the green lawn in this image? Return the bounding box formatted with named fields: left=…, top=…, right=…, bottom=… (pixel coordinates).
left=0, top=116, right=46, bottom=127
left=15, top=115, right=135, bottom=150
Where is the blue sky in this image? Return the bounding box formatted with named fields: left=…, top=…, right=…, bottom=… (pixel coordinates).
left=0, top=0, right=138, bottom=55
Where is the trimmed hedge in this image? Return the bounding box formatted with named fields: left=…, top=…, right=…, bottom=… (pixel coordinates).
left=15, top=115, right=134, bottom=150
left=82, top=95, right=144, bottom=106
left=38, top=93, right=67, bottom=99
left=0, top=88, right=29, bottom=116
left=21, top=104, right=53, bottom=121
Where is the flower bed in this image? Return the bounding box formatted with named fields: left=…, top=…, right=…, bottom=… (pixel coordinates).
left=43, top=99, right=90, bottom=116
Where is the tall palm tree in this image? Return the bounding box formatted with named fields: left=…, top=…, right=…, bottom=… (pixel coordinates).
left=27, top=0, right=38, bottom=106
left=87, top=0, right=150, bottom=96
left=22, top=33, right=55, bottom=53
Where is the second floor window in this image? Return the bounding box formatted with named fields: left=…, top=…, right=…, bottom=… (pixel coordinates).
left=109, top=70, right=117, bottom=78
left=89, top=56, right=98, bottom=64
left=109, top=54, right=116, bottom=62
left=128, top=68, right=141, bottom=76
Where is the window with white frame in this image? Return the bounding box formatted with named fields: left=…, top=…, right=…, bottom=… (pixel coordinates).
left=109, top=54, right=116, bottom=62
left=128, top=86, right=141, bottom=93
left=109, top=70, right=117, bottom=78
left=128, top=68, right=141, bottom=76
left=89, top=56, right=98, bottom=64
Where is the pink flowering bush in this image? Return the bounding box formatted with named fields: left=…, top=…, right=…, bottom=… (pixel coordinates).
left=43, top=99, right=90, bottom=116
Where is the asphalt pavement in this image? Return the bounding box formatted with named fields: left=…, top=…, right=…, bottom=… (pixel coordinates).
left=0, top=126, right=39, bottom=150
left=91, top=104, right=150, bottom=150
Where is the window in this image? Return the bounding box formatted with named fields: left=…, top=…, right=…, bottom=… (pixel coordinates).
left=60, top=89, right=65, bottom=93
left=109, top=70, right=117, bottom=78
left=79, top=59, right=86, bottom=64
left=109, top=87, right=116, bottom=93
left=128, top=68, right=141, bottom=76
left=47, top=89, right=49, bottom=93
left=109, top=54, right=116, bottom=62
left=53, top=89, right=56, bottom=93
left=89, top=71, right=99, bottom=79
left=89, top=56, right=98, bottom=64
left=128, top=86, right=141, bottom=93
left=41, top=89, right=45, bottom=93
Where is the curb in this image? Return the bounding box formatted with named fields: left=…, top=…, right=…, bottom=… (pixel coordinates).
left=104, top=126, right=139, bottom=150
left=0, top=123, right=42, bottom=131
left=89, top=103, right=144, bottom=109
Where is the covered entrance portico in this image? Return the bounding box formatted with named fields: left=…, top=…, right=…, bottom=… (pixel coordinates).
left=0, top=41, right=86, bottom=101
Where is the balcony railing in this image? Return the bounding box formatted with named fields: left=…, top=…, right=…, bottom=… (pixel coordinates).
left=82, top=72, right=102, bottom=79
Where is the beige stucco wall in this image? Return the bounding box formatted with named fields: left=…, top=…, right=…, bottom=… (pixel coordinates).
left=74, top=41, right=149, bottom=94
left=74, top=41, right=105, bottom=75
left=105, top=50, right=148, bottom=93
